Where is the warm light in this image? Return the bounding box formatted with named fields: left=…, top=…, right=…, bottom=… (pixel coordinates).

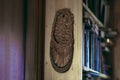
left=106, top=38, right=110, bottom=43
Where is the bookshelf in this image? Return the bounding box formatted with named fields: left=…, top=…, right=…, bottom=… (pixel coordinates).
left=82, top=0, right=112, bottom=80
left=83, top=66, right=110, bottom=79
left=83, top=3, right=104, bottom=28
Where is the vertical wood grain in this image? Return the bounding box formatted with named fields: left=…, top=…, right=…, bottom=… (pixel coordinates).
left=44, top=0, right=83, bottom=80
left=112, top=0, right=120, bottom=80
left=38, top=0, right=45, bottom=80
left=25, top=0, right=39, bottom=80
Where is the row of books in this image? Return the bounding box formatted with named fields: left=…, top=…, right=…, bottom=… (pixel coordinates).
left=82, top=16, right=112, bottom=79
left=83, top=18, right=101, bottom=72
left=82, top=0, right=112, bottom=79
left=83, top=0, right=110, bottom=26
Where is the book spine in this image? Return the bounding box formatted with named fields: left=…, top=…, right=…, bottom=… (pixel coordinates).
left=85, top=29, right=90, bottom=68
left=91, top=32, right=95, bottom=70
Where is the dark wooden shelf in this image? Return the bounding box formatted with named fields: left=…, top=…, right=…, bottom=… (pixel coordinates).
left=83, top=66, right=110, bottom=79
left=83, top=3, right=104, bottom=28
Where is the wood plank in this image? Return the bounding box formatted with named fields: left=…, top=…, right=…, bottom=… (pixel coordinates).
left=25, top=0, right=39, bottom=80
left=44, top=0, right=83, bottom=80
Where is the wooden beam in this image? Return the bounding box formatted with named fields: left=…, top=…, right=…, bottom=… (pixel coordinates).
left=44, top=0, right=83, bottom=80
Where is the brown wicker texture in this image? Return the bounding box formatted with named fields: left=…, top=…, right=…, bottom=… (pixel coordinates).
left=50, top=8, right=74, bottom=73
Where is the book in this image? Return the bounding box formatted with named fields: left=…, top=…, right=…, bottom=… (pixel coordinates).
left=90, top=32, right=95, bottom=70
left=84, top=29, right=90, bottom=68
left=84, top=17, right=92, bottom=68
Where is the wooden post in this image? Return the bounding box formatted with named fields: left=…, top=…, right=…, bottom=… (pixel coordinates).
left=44, top=0, right=83, bottom=80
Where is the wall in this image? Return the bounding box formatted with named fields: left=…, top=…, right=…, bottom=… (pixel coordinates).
left=0, top=0, right=24, bottom=80
left=0, top=0, right=44, bottom=80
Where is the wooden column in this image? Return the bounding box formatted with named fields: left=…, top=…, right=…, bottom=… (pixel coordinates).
left=44, top=0, right=83, bottom=80
left=25, top=0, right=45, bottom=80
left=112, top=0, right=120, bottom=80
left=25, top=0, right=39, bottom=80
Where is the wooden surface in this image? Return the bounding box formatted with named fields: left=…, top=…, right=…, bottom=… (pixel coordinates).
left=25, top=0, right=40, bottom=80
left=44, top=0, right=83, bottom=80
left=113, top=0, right=120, bottom=80
left=38, top=0, right=45, bottom=80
